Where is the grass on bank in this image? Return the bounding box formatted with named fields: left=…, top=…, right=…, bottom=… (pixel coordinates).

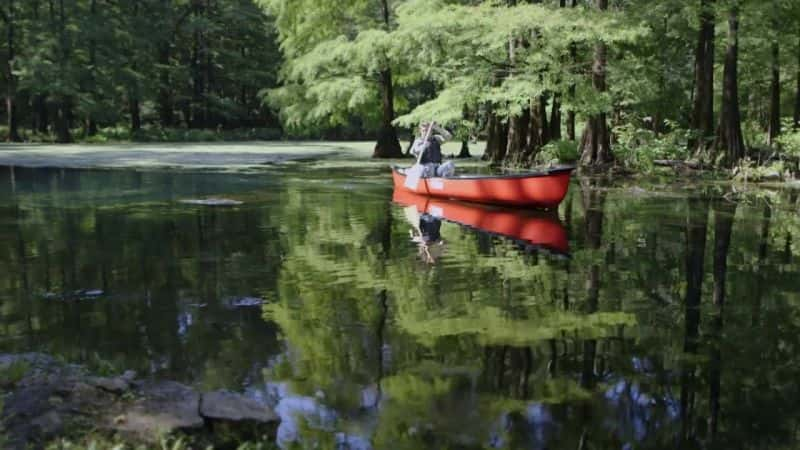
left=2, top=121, right=800, bottom=180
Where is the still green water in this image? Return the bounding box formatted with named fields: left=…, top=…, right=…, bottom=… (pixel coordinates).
left=0, top=164, right=799, bottom=449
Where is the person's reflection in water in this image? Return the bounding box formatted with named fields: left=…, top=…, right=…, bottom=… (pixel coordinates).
left=411, top=213, right=445, bottom=264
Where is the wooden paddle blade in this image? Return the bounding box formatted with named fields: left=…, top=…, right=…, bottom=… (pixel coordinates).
left=404, top=165, right=424, bottom=190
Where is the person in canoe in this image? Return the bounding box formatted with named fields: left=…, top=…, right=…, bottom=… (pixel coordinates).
left=410, top=122, right=455, bottom=178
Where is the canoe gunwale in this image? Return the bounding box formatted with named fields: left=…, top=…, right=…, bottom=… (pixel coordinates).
left=390, top=165, right=575, bottom=180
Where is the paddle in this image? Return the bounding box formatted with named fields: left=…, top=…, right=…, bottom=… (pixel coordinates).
left=404, top=122, right=435, bottom=190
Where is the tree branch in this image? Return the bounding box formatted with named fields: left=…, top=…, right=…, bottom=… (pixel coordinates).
left=0, top=7, right=8, bottom=24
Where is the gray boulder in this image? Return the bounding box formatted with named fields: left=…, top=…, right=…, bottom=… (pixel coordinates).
left=112, top=381, right=204, bottom=439
left=201, top=390, right=279, bottom=424
left=88, top=375, right=132, bottom=394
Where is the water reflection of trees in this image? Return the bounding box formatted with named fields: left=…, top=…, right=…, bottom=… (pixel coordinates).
left=264, top=178, right=800, bottom=449
left=0, top=168, right=282, bottom=388
left=3, top=167, right=800, bottom=448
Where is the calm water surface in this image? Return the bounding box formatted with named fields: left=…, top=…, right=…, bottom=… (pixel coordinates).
left=0, top=164, right=799, bottom=449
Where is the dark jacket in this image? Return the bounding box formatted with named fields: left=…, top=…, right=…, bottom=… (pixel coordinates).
left=413, top=137, right=443, bottom=164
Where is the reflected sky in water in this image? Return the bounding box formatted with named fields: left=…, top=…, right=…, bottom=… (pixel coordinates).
left=0, top=165, right=799, bottom=449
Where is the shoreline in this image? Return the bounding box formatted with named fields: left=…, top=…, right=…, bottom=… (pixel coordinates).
left=0, top=353, right=279, bottom=449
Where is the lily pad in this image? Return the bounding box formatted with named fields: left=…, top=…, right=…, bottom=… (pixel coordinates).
left=225, top=297, right=264, bottom=308
left=179, top=198, right=243, bottom=206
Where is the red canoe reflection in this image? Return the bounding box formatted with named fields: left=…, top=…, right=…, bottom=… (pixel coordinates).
left=393, top=189, right=569, bottom=255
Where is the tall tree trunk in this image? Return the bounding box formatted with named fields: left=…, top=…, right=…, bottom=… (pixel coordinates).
left=33, top=95, right=49, bottom=133
left=55, top=0, right=72, bottom=143
left=550, top=1, right=566, bottom=140
left=566, top=0, right=578, bottom=141
left=180, top=100, right=191, bottom=127
left=158, top=44, right=174, bottom=127
left=85, top=0, right=98, bottom=136
left=708, top=199, right=736, bottom=440
left=484, top=111, right=508, bottom=163
left=129, top=1, right=141, bottom=132
left=496, top=114, right=509, bottom=163
left=794, top=34, right=800, bottom=129
left=538, top=95, right=550, bottom=145
left=505, top=26, right=527, bottom=165
left=711, top=5, right=745, bottom=167
left=528, top=98, right=545, bottom=151
left=4, top=0, right=21, bottom=142
left=505, top=19, right=531, bottom=165
left=86, top=118, right=98, bottom=137
left=507, top=108, right=531, bottom=165
left=130, top=96, right=141, bottom=132
left=689, top=0, right=715, bottom=154
left=458, top=105, right=472, bottom=158
left=768, top=41, right=780, bottom=146
left=484, top=112, right=498, bottom=161
left=190, top=0, right=204, bottom=128
left=373, top=69, right=403, bottom=158
left=653, top=16, right=668, bottom=136
left=373, top=0, right=402, bottom=158
left=579, top=0, right=612, bottom=167
left=29, top=2, right=47, bottom=135
left=458, top=140, right=471, bottom=158
left=55, top=101, right=72, bottom=143
left=550, top=93, right=562, bottom=140
left=240, top=46, right=248, bottom=107
left=566, top=98, right=576, bottom=141
left=204, top=0, right=212, bottom=128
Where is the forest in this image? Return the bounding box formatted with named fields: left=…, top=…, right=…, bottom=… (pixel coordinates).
left=2, top=0, right=800, bottom=171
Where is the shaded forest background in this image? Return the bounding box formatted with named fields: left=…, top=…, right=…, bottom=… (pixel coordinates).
left=1, top=0, right=800, bottom=169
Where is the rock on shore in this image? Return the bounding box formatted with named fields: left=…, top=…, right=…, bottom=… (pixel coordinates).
left=0, top=353, right=279, bottom=449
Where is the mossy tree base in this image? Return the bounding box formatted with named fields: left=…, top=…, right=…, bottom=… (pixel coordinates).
left=372, top=125, right=403, bottom=158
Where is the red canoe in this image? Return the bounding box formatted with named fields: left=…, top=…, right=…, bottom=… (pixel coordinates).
left=391, top=166, right=574, bottom=208
left=393, top=189, right=569, bottom=254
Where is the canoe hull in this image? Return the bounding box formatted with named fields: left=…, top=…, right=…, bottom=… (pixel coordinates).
left=391, top=166, right=573, bottom=208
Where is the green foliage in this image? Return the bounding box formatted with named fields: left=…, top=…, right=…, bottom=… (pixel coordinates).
left=733, top=159, right=789, bottom=182
left=535, top=140, right=580, bottom=165
left=2, top=0, right=799, bottom=159
left=259, top=0, right=403, bottom=131
left=742, top=120, right=765, bottom=149
left=6, top=126, right=283, bottom=144
left=775, top=129, right=800, bottom=158
left=611, top=120, right=693, bottom=171
left=2, top=0, right=280, bottom=140
left=392, top=1, right=647, bottom=129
